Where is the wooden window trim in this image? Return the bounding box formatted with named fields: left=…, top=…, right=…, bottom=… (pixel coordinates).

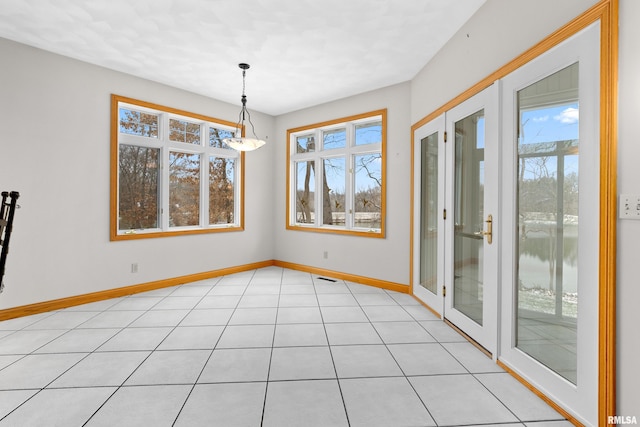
left=110, top=94, right=245, bottom=241
left=286, top=109, right=387, bottom=238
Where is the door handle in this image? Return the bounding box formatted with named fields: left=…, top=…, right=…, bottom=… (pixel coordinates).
left=475, top=214, right=493, bottom=244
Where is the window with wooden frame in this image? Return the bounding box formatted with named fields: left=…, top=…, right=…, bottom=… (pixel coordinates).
left=110, top=95, right=243, bottom=240
left=287, top=109, right=386, bottom=237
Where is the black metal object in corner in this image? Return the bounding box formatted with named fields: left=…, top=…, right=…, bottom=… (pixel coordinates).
left=0, top=191, right=20, bottom=293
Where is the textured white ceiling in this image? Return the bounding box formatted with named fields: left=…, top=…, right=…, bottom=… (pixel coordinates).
left=0, top=0, right=485, bottom=115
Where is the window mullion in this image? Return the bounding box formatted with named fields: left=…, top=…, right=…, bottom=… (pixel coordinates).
left=291, top=153, right=316, bottom=162
left=347, top=123, right=355, bottom=229
left=313, top=129, right=321, bottom=227
left=119, top=134, right=163, bottom=148
left=314, top=157, right=322, bottom=227
left=350, top=142, right=382, bottom=154
left=201, top=124, right=209, bottom=228
left=234, top=153, right=241, bottom=228
left=160, top=113, right=170, bottom=231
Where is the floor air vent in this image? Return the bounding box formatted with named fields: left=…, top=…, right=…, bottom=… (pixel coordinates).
left=317, top=276, right=337, bottom=282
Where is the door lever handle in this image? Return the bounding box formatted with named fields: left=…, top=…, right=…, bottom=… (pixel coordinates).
left=475, top=215, right=493, bottom=244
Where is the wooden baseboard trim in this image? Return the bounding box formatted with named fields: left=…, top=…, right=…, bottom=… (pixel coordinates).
left=0, top=260, right=411, bottom=321
left=273, top=260, right=409, bottom=294
left=496, top=360, right=583, bottom=426
left=0, top=260, right=275, bottom=321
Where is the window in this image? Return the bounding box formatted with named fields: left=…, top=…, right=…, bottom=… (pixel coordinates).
left=287, top=110, right=385, bottom=237
left=111, top=95, right=243, bottom=240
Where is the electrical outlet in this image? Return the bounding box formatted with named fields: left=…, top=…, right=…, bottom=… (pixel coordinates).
left=620, top=194, right=640, bottom=219
left=131, top=263, right=139, bottom=273
left=323, top=251, right=328, bottom=259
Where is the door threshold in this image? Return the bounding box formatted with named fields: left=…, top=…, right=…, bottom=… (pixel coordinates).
left=443, top=318, right=492, bottom=358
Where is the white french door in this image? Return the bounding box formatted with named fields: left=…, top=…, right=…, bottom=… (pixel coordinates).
left=412, top=22, right=600, bottom=425
left=444, top=86, right=499, bottom=353
left=413, top=85, right=499, bottom=354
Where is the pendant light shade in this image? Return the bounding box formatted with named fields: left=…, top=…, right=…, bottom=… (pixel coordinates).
left=223, top=63, right=266, bottom=151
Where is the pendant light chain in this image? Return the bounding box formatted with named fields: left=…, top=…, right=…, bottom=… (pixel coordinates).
left=242, top=68, right=247, bottom=98
left=222, top=63, right=266, bottom=151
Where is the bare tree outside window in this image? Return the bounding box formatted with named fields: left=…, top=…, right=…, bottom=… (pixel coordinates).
left=118, top=145, right=159, bottom=230
left=322, top=158, right=345, bottom=225
left=169, top=152, right=200, bottom=227
left=354, top=153, right=382, bottom=228
left=296, top=161, right=315, bottom=223
left=209, top=157, right=235, bottom=224
left=288, top=110, right=385, bottom=236
left=112, top=96, right=242, bottom=239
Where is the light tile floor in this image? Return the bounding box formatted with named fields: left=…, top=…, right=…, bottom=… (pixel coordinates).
left=0, top=267, right=573, bottom=427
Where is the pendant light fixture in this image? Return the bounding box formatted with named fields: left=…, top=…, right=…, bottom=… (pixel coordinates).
left=223, top=63, right=266, bottom=151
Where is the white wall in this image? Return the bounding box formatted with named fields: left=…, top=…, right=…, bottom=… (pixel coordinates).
left=273, top=82, right=412, bottom=285
left=411, top=0, right=598, bottom=123
left=0, top=38, right=276, bottom=309
left=617, top=0, right=640, bottom=415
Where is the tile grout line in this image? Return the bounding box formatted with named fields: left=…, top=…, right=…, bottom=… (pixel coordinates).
left=166, top=273, right=242, bottom=427
left=259, top=267, right=283, bottom=427
left=82, top=275, right=222, bottom=426
left=316, top=274, right=352, bottom=427
left=0, top=267, right=571, bottom=426
left=359, top=286, right=440, bottom=425
left=0, top=299, right=135, bottom=423
left=80, top=281, right=199, bottom=426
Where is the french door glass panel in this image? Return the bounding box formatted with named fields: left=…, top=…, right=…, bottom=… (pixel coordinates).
left=516, top=63, right=579, bottom=384
left=419, top=132, right=439, bottom=295
left=413, top=115, right=445, bottom=312
left=453, top=110, right=485, bottom=326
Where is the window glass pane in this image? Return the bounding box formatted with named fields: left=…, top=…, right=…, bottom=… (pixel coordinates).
left=516, top=62, right=579, bottom=384
left=323, top=128, right=346, bottom=150
left=354, top=154, right=381, bottom=230
left=118, top=145, right=159, bottom=230
left=296, top=161, right=315, bottom=223
left=355, top=121, right=382, bottom=146
left=170, top=119, right=201, bottom=145
left=209, top=157, right=235, bottom=224
left=420, top=134, right=438, bottom=293
left=169, top=152, right=200, bottom=227
left=210, top=127, right=234, bottom=149
left=296, top=134, right=315, bottom=153
left=322, top=157, right=346, bottom=226
left=119, top=108, right=158, bottom=138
